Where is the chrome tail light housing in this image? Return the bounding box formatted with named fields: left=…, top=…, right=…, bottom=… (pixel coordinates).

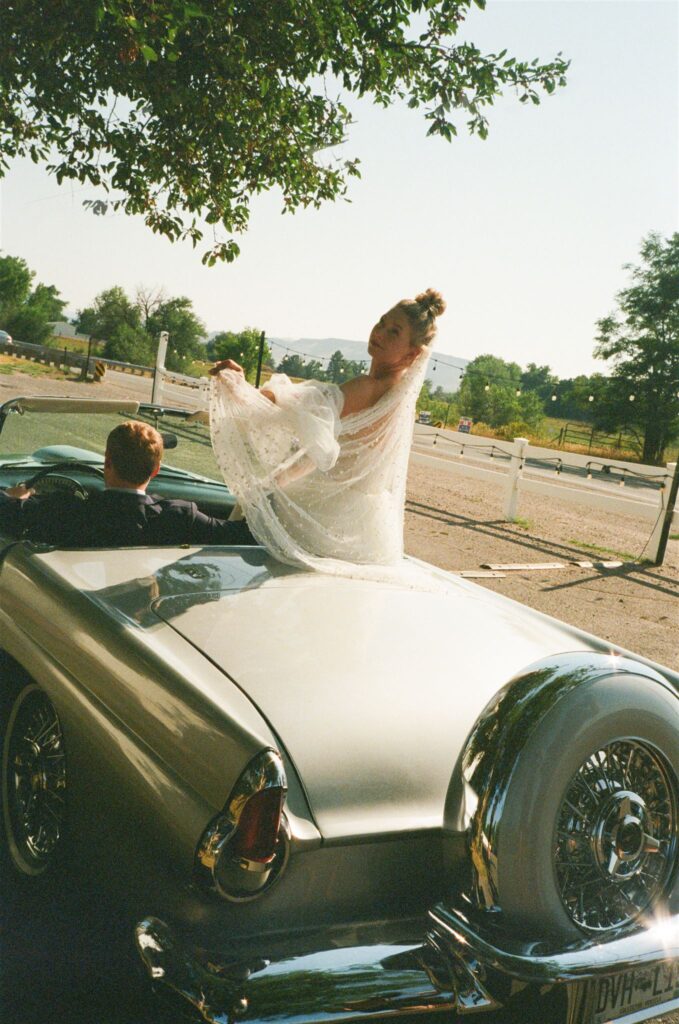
left=195, top=749, right=290, bottom=901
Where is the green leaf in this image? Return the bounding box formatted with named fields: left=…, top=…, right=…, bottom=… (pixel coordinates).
left=0, top=0, right=570, bottom=264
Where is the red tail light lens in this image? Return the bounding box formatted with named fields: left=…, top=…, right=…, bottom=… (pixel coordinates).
left=230, top=786, right=285, bottom=863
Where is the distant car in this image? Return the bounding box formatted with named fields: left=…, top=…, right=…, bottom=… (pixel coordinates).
left=417, top=410, right=433, bottom=424
left=0, top=330, right=13, bottom=346
left=0, top=395, right=677, bottom=1024
left=457, top=416, right=473, bottom=433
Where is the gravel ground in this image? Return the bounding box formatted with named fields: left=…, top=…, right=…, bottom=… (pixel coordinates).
left=404, top=461, right=679, bottom=673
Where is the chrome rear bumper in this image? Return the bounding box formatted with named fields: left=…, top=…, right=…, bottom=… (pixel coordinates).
left=135, top=904, right=679, bottom=1024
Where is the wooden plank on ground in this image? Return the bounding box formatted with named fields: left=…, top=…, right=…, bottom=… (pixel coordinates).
left=481, top=562, right=567, bottom=571
left=569, top=559, right=624, bottom=568
left=458, top=570, right=506, bottom=578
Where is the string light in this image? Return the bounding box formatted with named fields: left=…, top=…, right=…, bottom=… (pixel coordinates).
left=269, top=341, right=662, bottom=408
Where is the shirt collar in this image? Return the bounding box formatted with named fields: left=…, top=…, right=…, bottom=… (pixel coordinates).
left=105, top=486, right=148, bottom=496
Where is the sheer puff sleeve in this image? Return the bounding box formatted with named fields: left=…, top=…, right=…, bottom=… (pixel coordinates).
left=209, top=370, right=344, bottom=507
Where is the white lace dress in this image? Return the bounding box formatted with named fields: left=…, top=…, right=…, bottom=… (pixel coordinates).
left=209, top=353, right=429, bottom=576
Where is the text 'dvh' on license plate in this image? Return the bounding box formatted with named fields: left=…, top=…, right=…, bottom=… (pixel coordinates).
left=577, top=961, right=679, bottom=1023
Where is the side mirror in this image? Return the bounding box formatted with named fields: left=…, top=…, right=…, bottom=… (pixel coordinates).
left=161, top=432, right=178, bottom=450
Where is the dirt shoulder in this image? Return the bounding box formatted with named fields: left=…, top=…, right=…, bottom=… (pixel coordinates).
left=405, top=460, right=679, bottom=673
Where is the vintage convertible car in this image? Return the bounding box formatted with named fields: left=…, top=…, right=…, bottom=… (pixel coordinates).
left=0, top=396, right=677, bottom=1024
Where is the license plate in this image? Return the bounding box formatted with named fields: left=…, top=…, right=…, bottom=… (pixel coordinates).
left=572, top=961, right=679, bottom=1023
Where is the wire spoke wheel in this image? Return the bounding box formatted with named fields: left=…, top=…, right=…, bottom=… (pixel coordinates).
left=555, top=739, right=677, bottom=933
left=2, top=686, right=66, bottom=875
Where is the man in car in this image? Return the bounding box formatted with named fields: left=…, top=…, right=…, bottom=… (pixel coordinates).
left=0, top=419, right=257, bottom=548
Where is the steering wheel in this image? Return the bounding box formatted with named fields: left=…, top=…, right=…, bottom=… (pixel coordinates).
left=23, top=462, right=105, bottom=501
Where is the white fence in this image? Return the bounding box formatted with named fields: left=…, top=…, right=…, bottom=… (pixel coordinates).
left=411, top=426, right=678, bottom=564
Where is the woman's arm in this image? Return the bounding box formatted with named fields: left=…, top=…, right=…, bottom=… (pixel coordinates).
left=210, top=358, right=388, bottom=417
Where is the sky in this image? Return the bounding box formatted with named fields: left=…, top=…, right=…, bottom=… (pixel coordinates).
left=1, top=0, right=677, bottom=378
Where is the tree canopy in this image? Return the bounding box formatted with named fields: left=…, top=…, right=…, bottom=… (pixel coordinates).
left=147, top=296, right=206, bottom=369
left=0, top=254, right=67, bottom=344
left=74, top=284, right=207, bottom=368
left=75, top=285, right=141, bottom=340
left=0, top=1, right=568, bottom=263
left=594, top=232, right=679, bottom=464
left=209, top=328, right=272, bottom=381
left=276, top=352, right=325, bottom=380
left=457, top=353, right=544, bottom=430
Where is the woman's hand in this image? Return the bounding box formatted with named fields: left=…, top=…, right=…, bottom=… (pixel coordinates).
left=209, top=358, right=245, bottom=377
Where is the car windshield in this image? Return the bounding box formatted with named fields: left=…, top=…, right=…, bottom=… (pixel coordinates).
left=0, top=404, right=223, bottom=483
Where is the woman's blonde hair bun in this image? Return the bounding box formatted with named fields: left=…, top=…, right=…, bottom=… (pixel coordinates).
left=395, top=288, right=446, bottom=348
left=416, top=288, right=446, bottom=319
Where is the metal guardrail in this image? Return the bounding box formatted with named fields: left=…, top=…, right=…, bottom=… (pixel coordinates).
left=0, top=338, right=154, bottom=376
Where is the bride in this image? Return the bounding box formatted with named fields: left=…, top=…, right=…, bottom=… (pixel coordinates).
left=209, top=289, right=446, bottom=573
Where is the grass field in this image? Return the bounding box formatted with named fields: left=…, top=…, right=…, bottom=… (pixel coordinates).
left=466, top=416, right=679, bottom=464
left=52, top=336, right=105, bottom=356
left=0, top=355, right=73, bottom=379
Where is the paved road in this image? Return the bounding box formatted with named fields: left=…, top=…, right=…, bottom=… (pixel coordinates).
left=101, top=367, right=206, bottom=410
left=413, top=426, right=671, bottom=500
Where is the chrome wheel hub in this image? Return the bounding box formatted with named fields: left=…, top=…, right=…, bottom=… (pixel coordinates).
left=3, top=687, right=66, bottom=873
left=555, top=740, right=677, bottom=933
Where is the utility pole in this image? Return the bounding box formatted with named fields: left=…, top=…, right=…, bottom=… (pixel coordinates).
left=255, top=330, right=266, bottom=389
left=653, top=458, right=679, bottom=566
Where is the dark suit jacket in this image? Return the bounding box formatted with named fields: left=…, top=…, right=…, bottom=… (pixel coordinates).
left=0, top=489, right=257, bottom=548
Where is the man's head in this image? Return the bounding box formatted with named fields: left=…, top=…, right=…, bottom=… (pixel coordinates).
left=104, top=421, right=164, bottom=490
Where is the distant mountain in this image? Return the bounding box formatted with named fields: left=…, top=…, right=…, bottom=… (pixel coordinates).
left=268, top=336, right=467, bottom=393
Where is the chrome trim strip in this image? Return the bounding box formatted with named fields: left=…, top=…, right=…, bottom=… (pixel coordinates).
left=455, top=653, right=673, bottom=912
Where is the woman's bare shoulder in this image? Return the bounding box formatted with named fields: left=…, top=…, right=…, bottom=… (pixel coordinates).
left=339, top=375, right=389, bottom=417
